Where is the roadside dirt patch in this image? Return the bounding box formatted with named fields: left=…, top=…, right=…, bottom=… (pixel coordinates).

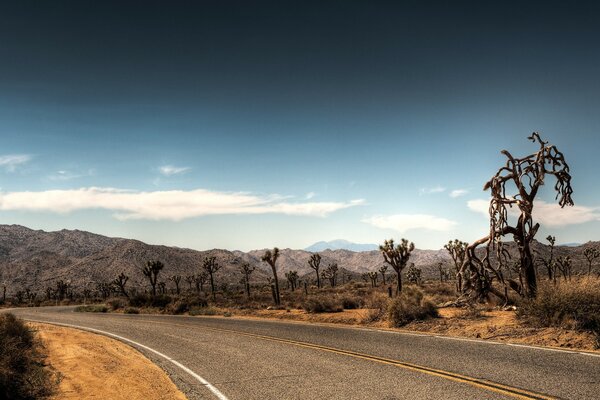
left=29, top=323, right=187, bottom=400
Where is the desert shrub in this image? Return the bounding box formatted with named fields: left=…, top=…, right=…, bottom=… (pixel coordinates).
left=301, top=295, right=342, bottom=313
left=517, top=279, right=600, bottom=339
left=150, top=295, right=172, bottom=309
left=74, top=305, right=108, bottom=313
left=361, top=292, right=389, bottom=323
left=189, top=306, right=218, bottom=316
left=123, top=307, right=139, bottom=314
left=168, top=295, right=209, bottom=314
left=339, top=294, right=362, bottom=310
left=0, top=313, right=56, bottom=399
left=387, top=286, right=438, bottom=327
left=128, top=293, right=150, bottom=307
left=128, top=294, right=172, bottom=309
left=107, top=298, right=126, bottom=311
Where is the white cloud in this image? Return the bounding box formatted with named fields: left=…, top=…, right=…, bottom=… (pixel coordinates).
left=450, top=189, right=468, bottom=198
left=362, top=214, right=457, bottom=233
left=0, top=187, right=365, bottom=221
left=305, top=192, right=316, bottom=200
left=159, top=165, right=190, bottom=176
left=48, top=169, right=95, bottom=181
left=467, top=198, right=600, bottom=227
left=0, top=154, right=32, bottom=172
left=419, top=186, right=446, bottom=195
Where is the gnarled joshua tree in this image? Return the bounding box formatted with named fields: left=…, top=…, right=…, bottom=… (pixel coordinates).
left=262, top=248, right=281, bottom=305
left=308, top=253, right=322, bottom=289
left=322, top=263, right=338, bottom=287
left=537, top=235, right=557, bottom=282
left=285, top=270, right=299, bottom=291
left=378, top=265, right=388, bottom=285
left=168, top=275, right=182, bottom=295
left=143, top=260, right=164, bottom=297
left=380, top=238, right=415, bottom=295
left=202, top=256, right=221, bottom=301
left=584, top=247, right=600, bottom=276
left=240, top=262, right=256, bottom=298
left=112, top=272, right=130, bottom=298
left=444, top=239, right=468, bottom=292
left=461, top=133, right=574, bottom=301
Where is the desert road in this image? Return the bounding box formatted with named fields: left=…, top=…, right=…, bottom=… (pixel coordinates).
left=5, top=307, right=600, bottom=400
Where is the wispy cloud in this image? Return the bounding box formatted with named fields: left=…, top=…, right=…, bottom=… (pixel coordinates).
left=305, top=192, right=316, bottom=200
left=48, top=169, right=95, bottom=181
left=0, top=154, right=32, bottom=172
left=362, top=214, right=457, bottom=233
left=419, top=186, right=446, bottom=195
left=159, top=165, right=190, bottom=176
left=0, top=187, right=365, bottom=221
left=449, top=189, right=468, bottom=198
left=467, top=198, right=600, bottom=227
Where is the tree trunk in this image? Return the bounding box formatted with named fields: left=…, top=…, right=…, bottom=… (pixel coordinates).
left=209, top=273, right=216, bottom=301
left=521, top=244, right=537, bottom=298
left=396, top=271, right=402, bottom=295
left=271, top=266, right=281, bottom=305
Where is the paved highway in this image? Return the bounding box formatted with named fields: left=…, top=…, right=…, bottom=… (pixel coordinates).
left=6, top=307, right=599, bottom=399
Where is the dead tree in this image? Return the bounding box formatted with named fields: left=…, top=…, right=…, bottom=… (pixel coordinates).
left=584, top=247, right=600, bottom=276
left=444, top=239, right=468, bottom=292
left=461, top=133, right=573, bottom=300
left=308, top=253, right=322, bottom=289
left=112, top=272, right=130, bottom=298
left=378, top=265, right=388, bottom=285
left=261, top=248, right=281, bottom=306
left=240, top=262, right=256, bottom=298
left=142, top=260, right=164, bottom=297
left=380, top=238, right=415, bottom=295
left=202, top=256, right=221, bottom=301
left=168, top=275, right=182, bottom=295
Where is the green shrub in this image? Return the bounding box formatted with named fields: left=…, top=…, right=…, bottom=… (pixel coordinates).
left=107, top=298, right=126, bottom=311
left=387, top=286, right=438, bottom=327
left=128, top=293, right=150, bottom=308
left=123, top=307, right=139, bottom=314
left=301, top=296, right=342, bottom=313
left=0, top=313, right=56, bottom=399
left=517, top=279, right=600, bottom=339
left=74, top=305, right=108, bottom=313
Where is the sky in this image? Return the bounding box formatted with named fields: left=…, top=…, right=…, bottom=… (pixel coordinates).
left=0, top=1, right=599, bottom=251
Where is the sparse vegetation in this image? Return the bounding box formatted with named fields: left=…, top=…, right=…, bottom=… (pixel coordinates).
left=387, top=286, right=438, bottom=327
left=380, top=238, right=415, bottom=295
left=0, top=313, right=56, bottom=400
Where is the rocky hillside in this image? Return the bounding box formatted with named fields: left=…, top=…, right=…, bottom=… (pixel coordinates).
left=0, top=225, right=597, bottom=294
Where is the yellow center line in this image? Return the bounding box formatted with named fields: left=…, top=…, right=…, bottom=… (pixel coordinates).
left=147, top=318, right=557, bottom=400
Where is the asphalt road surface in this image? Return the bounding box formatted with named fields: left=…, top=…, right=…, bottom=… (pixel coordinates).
left=6, top=306, right=600, bottom=400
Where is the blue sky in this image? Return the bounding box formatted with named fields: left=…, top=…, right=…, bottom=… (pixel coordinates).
left=0, top=1, right=599, bottom=250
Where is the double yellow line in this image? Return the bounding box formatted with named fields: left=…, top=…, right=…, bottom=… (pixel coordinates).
left=155, top=319, right=556, bottom=400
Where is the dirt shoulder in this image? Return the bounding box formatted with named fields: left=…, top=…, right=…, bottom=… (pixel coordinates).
left=29, top=322, right=187, bottom=400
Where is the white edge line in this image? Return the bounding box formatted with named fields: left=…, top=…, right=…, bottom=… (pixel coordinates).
left=27, top=319, right=230, bottom=400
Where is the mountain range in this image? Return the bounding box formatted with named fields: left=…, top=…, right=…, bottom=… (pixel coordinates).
left=0, top=224, right=597, bottom=293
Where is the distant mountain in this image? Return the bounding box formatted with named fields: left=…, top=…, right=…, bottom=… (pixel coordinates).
left=0, top=224, right=597, bottom=295
left=304, top=240, right=378, bottom=252
left=558, top=242, right=582, bottom=247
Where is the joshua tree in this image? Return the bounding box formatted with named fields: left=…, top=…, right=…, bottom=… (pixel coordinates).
left=202, top=256, right=221, bottom=301
left=361, top=272, right=370, bottom=283
left=444, top=239, right=468, bottom=292
left=97, top=281, right=112, bottom=299
left=262, top=248, right=281, bottom=305
left=193, top=272, right=208, bottom=294
left=322, top=263, right=338, bottom=287
left=112, top=272, right=130, bottom=298
left=367, top=271, right=378, bottom=287
left=584, top=247, right=600, bottom=275
left=158, top=281, right=167, bottom=295
left=285, top=270, right=299, bottom=291
left=378, top=265, right=388, bottom=285
left=556, top=256, right=572, bottom=281
left=308, top=253, right=322, bottom=289
left=240, top=262, right=256, bottom=298
left=538, top=235, right=557, bottom=282
left=185, top=275, right=194, bottom=291
left=461, top=133, right=573, bottom=300
left=168, top=275, right=182, bottom=295
left=380, top=238, right=415, bottom=295
left=406, top=264, right=422, bottom=285
left=56, top=280, right=70, bottom=301
left=143, top=260, right=164, bottom=297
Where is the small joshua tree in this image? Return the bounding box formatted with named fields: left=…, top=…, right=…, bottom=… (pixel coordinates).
left=240, top=262, right=256, bottom=298
left=202, top=256, right=221, bottom=301
left=322, top=263, right=338, bottom=287
left=194, top=272, right=208, bottom=294
left=185, top=275, right=194, bottom=291
left=308, top=253, right=322, bottom=289
left=584, top=247, right=600, bottom=276
left=461, top=133, right=573, bottom=300
left=538, top=235, right=557, bottom=282
left=142, top=260, right=164, bottom=297
left=378, top=265, right=388, bottom=285
left=168, top=275, right=182, bottom=295
left=261, top=248, right=281, bottom=305
left=361, top=272, right=370, bottom=283
left=380, top=238, right=415, bottom=295
left=285, top=270, right=299, bottom=291
left=444, top=239, right=468, bottom=292
left=556, top=256, right=572, bottom=281
left=405, top=264, right=422, bottom=285
left=112, top=272, right=130, bottom=298
left=367, top=271, right=378, bottom=287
